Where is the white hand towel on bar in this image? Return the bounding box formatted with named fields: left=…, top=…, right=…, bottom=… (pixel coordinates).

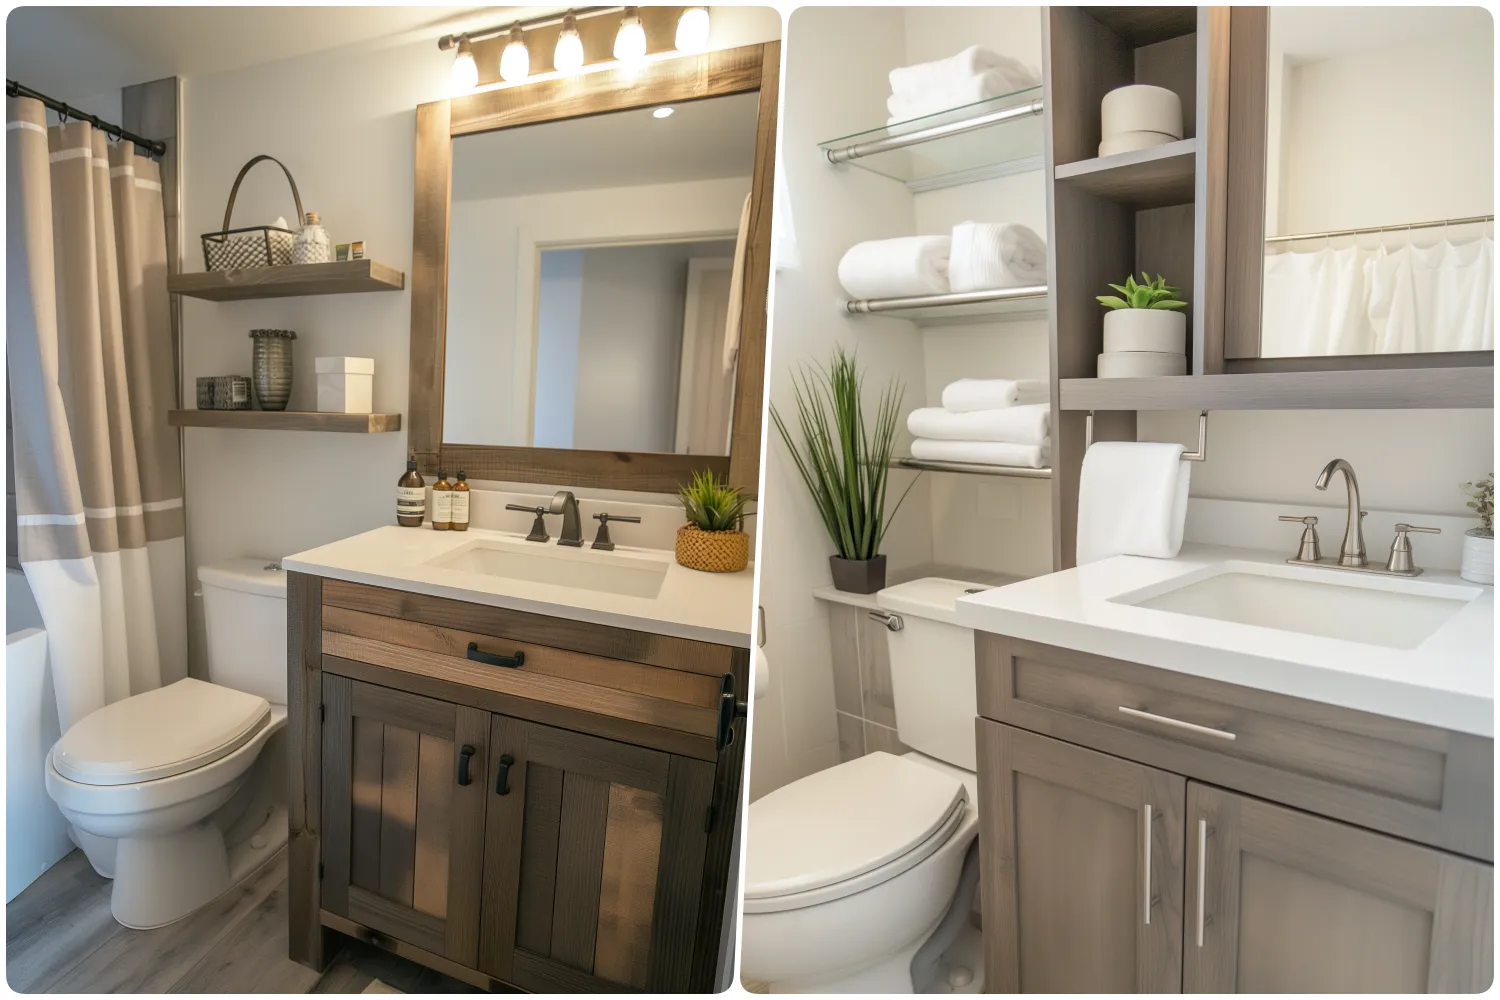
left=949, top=222, right=1047, bottom=292
left=1075, top=441, right=1191, bottom=565
left=889, top=46, right=1040, bottom=101
left=910, top=438, right=1050, bottom=469
left=886, top=68, right=1034, bottom=124
left=837, top=236, right=950, bottom=301
left=907, top=404, right=1050, bottom=445
left=941, top=378, right=1048, bottom=412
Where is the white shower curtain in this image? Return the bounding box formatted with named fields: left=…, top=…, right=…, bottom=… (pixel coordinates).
left=6, top=96, right=187, bottom=733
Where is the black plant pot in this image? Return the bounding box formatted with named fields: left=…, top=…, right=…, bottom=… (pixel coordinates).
left=829, top=554, right=887, bottom=594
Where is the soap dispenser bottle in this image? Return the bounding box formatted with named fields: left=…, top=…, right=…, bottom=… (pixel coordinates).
left=397, top=453, right=426, bottom=527
left=451, top=471, right=470, bottom=531
left=432, top=470, right=453, bottom=530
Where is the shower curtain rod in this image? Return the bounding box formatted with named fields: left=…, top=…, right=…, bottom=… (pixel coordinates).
left=1265, top=214, right=1494, bottom=244
left=5, top=79, right=167, bottom=157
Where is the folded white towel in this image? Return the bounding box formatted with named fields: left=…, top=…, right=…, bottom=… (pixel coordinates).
left=889, top=46, right=1040, bottom=102
left=949, top=222, right=1047, bottom=292
left=910, top=438, right=1050, bottom=469
left=886, top=68, right=1034, bottom=124
left=907, top=404, right=1050, bottom=445
left=941, top=378, right=1048, bottom=412
left=837, top=236, right=950, bottom=301
left=1075, top=442, right=1191, bottom=565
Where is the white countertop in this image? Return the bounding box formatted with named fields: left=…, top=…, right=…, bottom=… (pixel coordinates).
left=283, top=525, right=754, bottom=648
left=956, top=544, right=1495, bottom=737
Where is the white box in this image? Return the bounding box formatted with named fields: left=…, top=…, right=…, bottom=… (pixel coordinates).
left=315, top=356, right=374, bottom=413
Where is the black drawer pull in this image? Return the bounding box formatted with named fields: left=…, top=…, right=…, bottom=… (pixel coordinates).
left=457, top=744, right=476, bottom=786
left=495, top=754, right=515, bottom=795
left=467, top=642, right=525, bottom=668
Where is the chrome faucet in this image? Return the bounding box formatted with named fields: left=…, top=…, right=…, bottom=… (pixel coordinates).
left=551, top=490, right=584, bottom=547
left=1314, top=458, right=1367, bottom=567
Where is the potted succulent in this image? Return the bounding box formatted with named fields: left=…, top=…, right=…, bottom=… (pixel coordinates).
left=1096, top=272, right=1188, bottom=354
left=1460, top=474, right=1493, bottom=584
left=771, top=347, right=915, bottom=594
left=675, top=469, right=750, bottom=573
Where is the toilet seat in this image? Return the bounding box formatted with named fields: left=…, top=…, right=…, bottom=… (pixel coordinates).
left=52, top=678, right=271, bottom=786
left=744, top=751, right=968, bottom=914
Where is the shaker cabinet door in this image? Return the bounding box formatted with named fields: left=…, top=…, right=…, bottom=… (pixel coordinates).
left=1185, top=781, right=1493, bottom=993
left=478, top=716, right=716, bottom=992
left=977, top=720, right=1186, bottom=992
left=319, top=675, right=491, bottom=967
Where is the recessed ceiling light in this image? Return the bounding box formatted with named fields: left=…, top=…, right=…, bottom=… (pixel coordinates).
left=653, top=107, right=675, bottom=119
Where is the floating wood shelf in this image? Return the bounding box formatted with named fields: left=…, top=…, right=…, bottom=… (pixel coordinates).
left=168, top=409, right=402, bottom=432
left=891, top=457, right=1052, bottom=479
left=168, top=260, right=405, bottom=301
left=1054, top=138, right=1197, bottom=209
left=845, top=285, right=1049, bottom=326
left=1059, top=367, right=1494, bottom=411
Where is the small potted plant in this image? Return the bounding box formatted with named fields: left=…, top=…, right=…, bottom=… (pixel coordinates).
left=771, top=347, right=916, bottom=594
left=1096, top=272, right=1188, bottom=354
left=675, top=470, right=750, bottom=573
left=1461, top=474, right=1493, bottom=584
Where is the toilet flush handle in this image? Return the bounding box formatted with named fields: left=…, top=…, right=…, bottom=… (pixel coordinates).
left=867, top=611, right=904, bottom=632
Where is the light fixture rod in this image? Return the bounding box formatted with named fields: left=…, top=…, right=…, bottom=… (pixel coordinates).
left=438, top=7, right=620, bottom=49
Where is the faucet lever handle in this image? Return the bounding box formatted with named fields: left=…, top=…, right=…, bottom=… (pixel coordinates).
left=1280, top=514, right=1322, bottom=563
left=1395, top=523, right=1441, bottom=535
left=505, top=503, right=551, bottom=543
left=1279, top=515, right=1318, bottom=525
left=589, top=512, right=640, bottom=551
left=1387, top=524, right=1441, bottom=575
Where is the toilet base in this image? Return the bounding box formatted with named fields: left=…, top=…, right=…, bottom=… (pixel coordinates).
left=921, top=922, right=985, bottom=994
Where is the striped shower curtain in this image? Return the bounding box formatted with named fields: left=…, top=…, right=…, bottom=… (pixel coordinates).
left=6, top=95, right=186, bottom=733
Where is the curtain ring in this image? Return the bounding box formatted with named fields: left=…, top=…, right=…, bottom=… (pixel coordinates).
left=56, top=103, right=69, bottom=124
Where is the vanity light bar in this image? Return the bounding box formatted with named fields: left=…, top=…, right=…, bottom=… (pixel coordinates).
left=1085, top=410, right=1208, bottom=461
left=437, top=7, right=616, bottom=50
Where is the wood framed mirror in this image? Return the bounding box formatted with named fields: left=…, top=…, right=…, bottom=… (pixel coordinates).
left=408, top=39, right=779, bottom=495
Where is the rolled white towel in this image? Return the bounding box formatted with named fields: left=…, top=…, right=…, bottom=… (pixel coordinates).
left=837, top=236, right=950, bottom=301
left=910, top=438, right=1050, bottom=469
left=950, top=222, right=1047, bottom=292
left=886, top=68, right=1035, bottom=124
left=941, top=378, right=1048, bottom=412
left=907, top=404, right=1050, bottom=445
left=889, top=46, right=1040, bottom=101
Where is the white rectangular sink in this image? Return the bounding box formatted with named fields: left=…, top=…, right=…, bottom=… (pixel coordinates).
left=1112, top=561, right=1483, bottom=651
left=425, top=538, right=669, bottom=600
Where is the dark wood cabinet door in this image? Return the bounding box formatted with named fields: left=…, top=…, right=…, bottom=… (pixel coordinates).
left=1186, top=781, right=1493, bottom=993
left=478, top=716, right=716, bottom=992
left=977, top=720, right=1186, bottom=992
left=319, top=675, right=491, bottom=968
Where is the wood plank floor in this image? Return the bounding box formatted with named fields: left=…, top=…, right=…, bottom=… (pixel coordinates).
left=7, top=850, right=486, bottom=993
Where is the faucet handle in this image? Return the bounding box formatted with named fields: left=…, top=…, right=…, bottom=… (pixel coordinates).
left=1279, top=514, right=1322, bottom=563
left=590, top=512, right=642, bottom=551
left=505, top=503, right=550, bottom=543
left=1387, top=525, right=1440, bottom=575
left=1395, top=523, right=1441, bottom=535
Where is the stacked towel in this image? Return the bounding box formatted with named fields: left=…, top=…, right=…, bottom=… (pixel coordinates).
left=950, top=222, right=1047, bottom=292
left=887, top=46, right=1041, bottom=123
left=837, top=236, right=950, bottom=300
left=942, top=378, right=1048, bottom=411
left=911, top=438, right=1049, bottom=469
left=907, top=385, right=1051, bottom=469
left=1075, top=442, right=1191, bottom=564
left=907, top=404, right=1049, bottom=445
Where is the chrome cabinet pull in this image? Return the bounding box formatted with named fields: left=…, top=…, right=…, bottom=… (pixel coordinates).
left=1118, top=705, right=1236, bottom=741
left=1143, top=804, right=1153, bottom=925
left=1195, top=819, right=1208, bottom=947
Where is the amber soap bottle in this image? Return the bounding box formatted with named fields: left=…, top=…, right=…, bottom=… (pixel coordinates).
left=432, top=469, right=454, bottom=530
left=397, top=454, right=425, bottom=527
left=451, top=471, right=470, bottom=531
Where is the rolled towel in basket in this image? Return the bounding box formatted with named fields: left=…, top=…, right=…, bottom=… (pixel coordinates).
left=887, top=68, right=1030, bottom=124
left=910, top=437, right=1051, bottom=469
left=941, top=378, right=1048, bottom=412
left=837, top=236, right=950, bottom=301
left=907, top=404, right=1050, bottom=445
left=889, top=46, right=1040, bottom=101
left=949, top=222, right=1047, bottom=292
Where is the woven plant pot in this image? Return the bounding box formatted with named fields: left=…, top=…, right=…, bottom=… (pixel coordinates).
left=675, top=525, right=749, bottom=573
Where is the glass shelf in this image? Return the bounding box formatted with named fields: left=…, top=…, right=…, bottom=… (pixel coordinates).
left=890, top=457, right=1052, bottom=479
left=819, top=86, right=1045, bottom=189
left=845, top=285, right=1048, bottom=326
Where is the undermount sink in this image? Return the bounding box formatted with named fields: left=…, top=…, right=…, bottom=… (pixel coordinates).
left=425, top=537, right=669, bottom=599
left=1112, top=560, right=1483, bottom=651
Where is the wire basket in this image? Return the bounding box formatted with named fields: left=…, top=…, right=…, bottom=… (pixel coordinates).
left=201, top=155, right=305, bottom=271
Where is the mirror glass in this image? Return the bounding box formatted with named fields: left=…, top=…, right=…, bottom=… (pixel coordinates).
left=1260, top=7, right=1493, bottom=357
left=443, top=92, right=760, bottom=453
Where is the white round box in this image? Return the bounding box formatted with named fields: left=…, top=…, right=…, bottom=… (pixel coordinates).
left=1101, top=84, right=1183, bottom=140
left=1103, top=308, right=1187, bottom=353
left=1096, top=351, right=1187, bottom=378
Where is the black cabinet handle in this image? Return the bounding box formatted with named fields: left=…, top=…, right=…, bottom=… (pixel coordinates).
left=495, top=754, right=515, bottom=795
left=716, top=673, right=747, bottom=753
left=457, top=745, right=476, bottom=786
left=467, top=642, right=525, bottom=668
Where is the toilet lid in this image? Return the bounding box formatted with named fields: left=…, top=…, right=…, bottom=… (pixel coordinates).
left=744, top=752, right=967, bottom=905
left=52, top=678, right=271, bottom=786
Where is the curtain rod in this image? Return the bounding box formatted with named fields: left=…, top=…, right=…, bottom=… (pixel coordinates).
left=1265, top=214, right=1494, bottom=244
left=437, top=6, right=620, bottom=50
left=5, top=79, right=167, bottom=158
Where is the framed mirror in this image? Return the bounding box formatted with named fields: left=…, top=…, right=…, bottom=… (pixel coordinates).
left=1224, top=7, right=1494, bottom=368
left=408, top=41, right=779, bottom=493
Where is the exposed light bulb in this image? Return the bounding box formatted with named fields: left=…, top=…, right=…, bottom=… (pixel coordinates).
left=554, top=12, right=584, bottom=74
left=451, top=35, right=479, bottom=91
left=676, top=6, right=710, bottom=54
left=614, top=8, right=647, bottom=63
left=499, top=22, right=530, bottom=82
left=653, top=107, right=674, bottom=119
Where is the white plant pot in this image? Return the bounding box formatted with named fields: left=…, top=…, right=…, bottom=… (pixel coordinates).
left=1460, top=528, right=1494, bottom=585
left=1096, top=351, right=1187, bottom=378
left=1103, top=308, right=1187, bottom=354
left=1101, top=84, right=1183, bottom=140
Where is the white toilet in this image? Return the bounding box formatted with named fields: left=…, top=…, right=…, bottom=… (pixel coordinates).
left=742, top=578, right=986, bottom=993
left=44, top=559, right=290, bottom=929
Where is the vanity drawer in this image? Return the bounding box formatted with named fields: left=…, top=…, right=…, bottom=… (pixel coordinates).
left=976, top=633, right=1493, bottom=860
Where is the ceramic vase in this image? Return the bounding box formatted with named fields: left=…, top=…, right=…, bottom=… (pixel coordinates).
left=1460, top=528, right=1494, bottom=585
left=829, top=554, right=887, bottom=594
left=250, top=329, right=296, bottom=411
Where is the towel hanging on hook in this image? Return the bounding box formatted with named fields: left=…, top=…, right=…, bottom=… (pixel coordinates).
left=1085, top=410, right=1208, bottom=461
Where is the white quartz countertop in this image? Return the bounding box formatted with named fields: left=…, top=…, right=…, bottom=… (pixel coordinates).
left=283, top=525, right=754, bottom=648
left=956, top=544, right=1495, bottom=737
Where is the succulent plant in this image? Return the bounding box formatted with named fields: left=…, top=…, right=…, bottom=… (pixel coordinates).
left=1097, top=272, right=1188, bottom=311
left=1463, top=474, right=1493, bottom=535
left=679, top=469, right=747, bottom=533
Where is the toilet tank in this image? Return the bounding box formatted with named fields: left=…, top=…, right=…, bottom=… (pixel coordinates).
left=875, top=578, right=984, bottom=772
left=198, top=559, right=289, bottom=707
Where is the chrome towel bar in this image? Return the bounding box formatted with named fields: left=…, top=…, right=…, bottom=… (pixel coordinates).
left=1085, top=409, right=1208, bottom=462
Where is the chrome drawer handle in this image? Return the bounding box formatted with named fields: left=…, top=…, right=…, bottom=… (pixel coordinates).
left=1195, top=818, right=1208, bottom=947
left=1118, top=705, right=1236, bottom=741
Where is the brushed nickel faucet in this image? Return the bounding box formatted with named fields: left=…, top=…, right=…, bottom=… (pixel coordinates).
left=1280, top=458, right=1442, bottom=577
left=551, top=490, right=584, bottom=547
left=1314, top=458, right=1367, bottom=567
